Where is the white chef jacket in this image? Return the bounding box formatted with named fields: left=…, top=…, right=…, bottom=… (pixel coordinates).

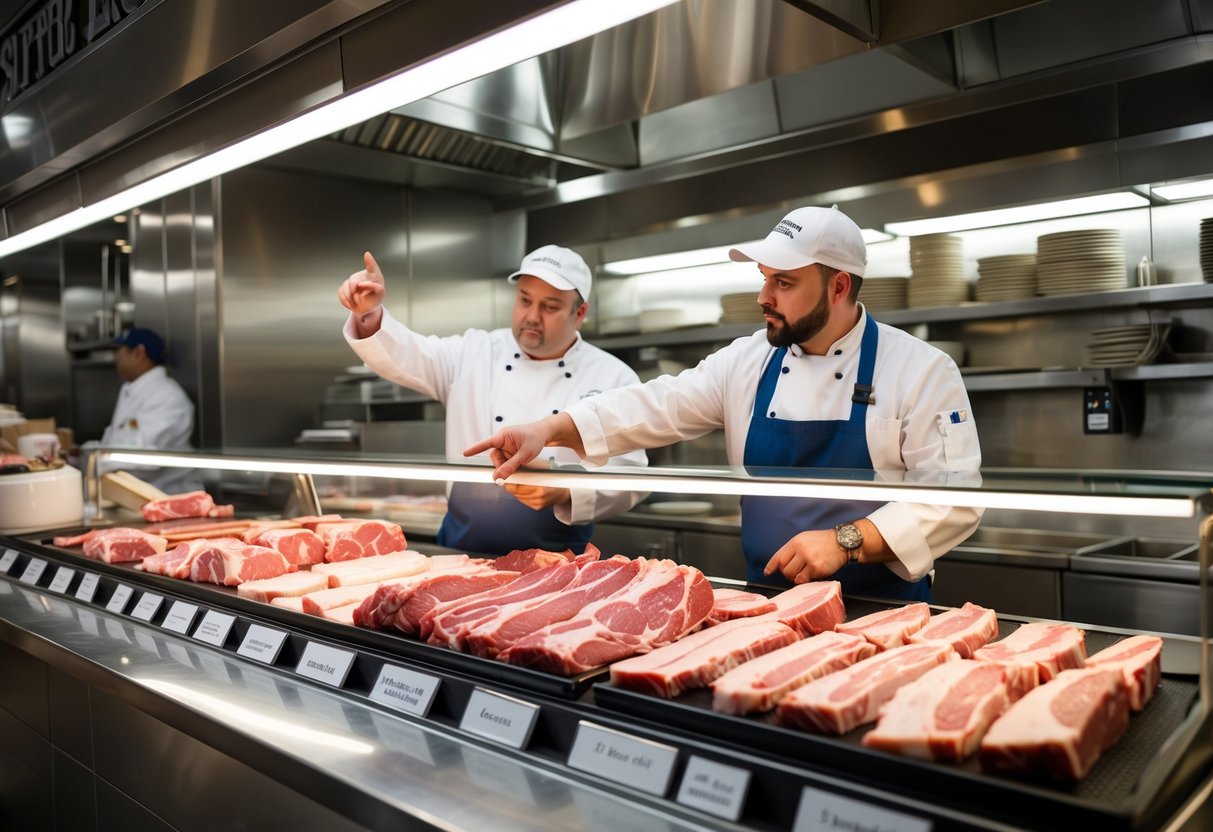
left=97, top=365, right=201, bottom=493
left=567, top=306, right=983, bottom=581
left=345, top=309, right=648, bottom=525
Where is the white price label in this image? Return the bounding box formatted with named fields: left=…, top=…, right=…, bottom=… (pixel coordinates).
left=131, top=593, right=164, bottom=622
left=19, top=558, right=47, bottom=585
left=369, top=664, right=441, bottom=718
left=794, top=785, right=932, bottom=832
left=295, top=641, right=356, bottom=688
left=676, top=755, right=751, bottom=822
left=0, top=549, right=18, bottom=572
left=459, top=688, right=540, bottom=749
left=567, top=721, right=678, bottom=797
left=48, top=567, right=76, bottom=594
left=105, top=584, right=134, bottom=613
left=161, top=601, right=199, bottom=634
left=75, top=573, right=100, bottom=602
left=237, top=624, right=288, bottom=664
left=192, top=609, right=236, bottom=647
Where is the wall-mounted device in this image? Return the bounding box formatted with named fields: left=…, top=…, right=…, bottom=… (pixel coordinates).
left=1083, top=381, right=1144, bottom=436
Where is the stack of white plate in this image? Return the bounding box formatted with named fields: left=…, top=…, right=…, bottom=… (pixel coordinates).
left=975, top=254, right=1037, bottom=302
left=1201, top=217, right=1213, bottom=282
left=1085, top=324, right=1154, bottom=366
left=719, top=291, right=763, bottom=325
left=1036, top=229, right=1126, bottom=296
left=859, top=277, right=908, bottom=314
left=908, top=234, right=968, bottom=308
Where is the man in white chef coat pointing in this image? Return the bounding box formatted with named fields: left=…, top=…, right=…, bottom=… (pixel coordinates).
left=339, top=246, right=647, bottom=556
left=466, top=206, right=982, bottom=599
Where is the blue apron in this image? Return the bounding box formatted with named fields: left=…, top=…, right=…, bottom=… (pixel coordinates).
left=437, top=482, right=594, bottom=557
left=740, top=314, right=930, bottom=601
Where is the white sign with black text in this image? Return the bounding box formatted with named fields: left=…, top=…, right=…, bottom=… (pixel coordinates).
left=105, top=583, right=133, bottom=614
left=18, top=557, right=46, bottom=585
left=237, top=624, right=288, bottom=664
left=192, top=609, right=236, bottom=647
left=131, top=592, right=163, bottom=622
left=295, top=641, right=355, bottom=688
left=793, top=785, right=932, bottom=832
left=676, top=755, right=751, bottom=822
left=369, top=664, right=440, bottom=718
left=459, top=688, right=540, bottom=749
left=0, top=548, right=17, bottom=572
left=75, top=572, right=100, bottom=602
left=48, top=566, right=75, bottom=594
left=161, top=601, right=199, bottom=634
left=567, top=721, right=678, bottom=797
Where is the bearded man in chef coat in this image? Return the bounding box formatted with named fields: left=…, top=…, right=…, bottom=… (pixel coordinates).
left=338, top=245, right=647, bottom=556
left=466, top=206, right=982, bottom=600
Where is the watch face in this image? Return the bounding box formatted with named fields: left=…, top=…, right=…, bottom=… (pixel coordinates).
left=836, top=523, right=862, bottom=550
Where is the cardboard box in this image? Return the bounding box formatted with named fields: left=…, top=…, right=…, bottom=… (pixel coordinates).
left=0, top=418, right=57, bottom=454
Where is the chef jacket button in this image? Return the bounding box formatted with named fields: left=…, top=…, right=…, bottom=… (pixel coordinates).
left=506, top=365, right=513, bottom=371
left=769, top=411, right=776, bottom=418
left=558, top=360, right=565, bottom=367
left=781, top=366, right=789, bottom=374
left=514, top=353, right=520, bottom=358
left=834, top=349, right=842, bottom=355
left=495, top=416, right=503, bottom=422
left=835, top=372, right=843, bottom=380
left=552, top=409, right=558, bottom=414
left=565, top=372, right=572, bottom=378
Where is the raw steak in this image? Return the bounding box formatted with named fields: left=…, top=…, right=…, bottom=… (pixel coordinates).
left=189, top=540, right=292, bottom=586
left=979, top=667, right=1130, bottom=780
left=1086, top=635, right=1162, bottom=711
left=755, top=581, right=846, bottom=636
left=710, top=631, right=876, bottom=715
left=310, top=550, right=430, bottom=587
left=54, top=528, right=168, bottom=563
left=835, top=602, right=931, bottom=651
left=775, top=642, right=957, bottom=734
left=499, top=560, right=714, bottom=674
left=317, top=519, right=407, bottom=561
left=138, top=538, right=231, bottom=578
left=245, top=527, right=326, bottom=566
left=862, top=659, right=1010, bottom=760
left=237, top=571, right=329, bottom=603
left=493, top=542, right=600, bottom=572
left=908, top=602, right=999, bottom=658
left=706, top=588, right=776, bottom=624
left=609, top=617, right=800, bottom=698
left=360, top=567, right=521, bottom=633
left=141, top=491, right=234, bottom=522
left=462, top=556, right=643, bottom=658
left=973, top=622, right=1086, bottom=700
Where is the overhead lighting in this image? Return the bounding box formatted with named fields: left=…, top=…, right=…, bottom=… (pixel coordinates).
left=884, top=192, right=1150, bottom=237
left=1153, top=177, right=1213, bottom=201
left=0, top=0, right=679, bottom=260
left=603, top=229, right=892, bottom=275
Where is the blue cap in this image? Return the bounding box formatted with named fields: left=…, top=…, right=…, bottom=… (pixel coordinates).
left=113, top=328, right=166, bottom=364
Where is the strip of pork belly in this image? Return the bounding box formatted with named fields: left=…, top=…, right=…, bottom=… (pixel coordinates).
left=774, top=642, right=957, bottom=734
left=973, top=621, right=1087, bottom=701
left=753, top=581, right=845, bottom=636
left=351, top=564, right=509, bottom=630
left=81, top=529, right=169, bottom=563
left=706, top=588, right=777, bottom=624
left=862, top=659, right=1010, bottom=761
left=979, top=667, right=1130, bottom=781
left=499, top=560, right=714, bottom=674
left=237, top=571, right=330, bottom=603
left=609, top=618, right=800, bottom=699
left=834, top=602, right=931, bottom=651
left=319, top=601, right=361, bottom=625
left=393, top=568, right=522, bottom=634
left=189, top=541, right=293, bottom=586
left=1086, top=634, right=1163, bottom=711
left=271, top=596, right=306, bottom=613
left=907, top=602, right=999, bottom=658
left=422, top=561, right=581, bottom=648
left=709, top=631, right=876, bottom=715
left=310, top=550, right=431, bottom=587
left=317, top=519, right=407, bottom=562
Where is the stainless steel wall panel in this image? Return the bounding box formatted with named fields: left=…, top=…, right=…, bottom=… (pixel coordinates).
left=162, top=189, right=200, bottom=441
left=0, top=685, right=51, bottom=780
left=6, top=174, right=80, bottom=235
left=47, top=667, right=93, bottom=770
left=93, top=778, right=175, bottom=832
left=193, top=182, right=221, bottom=450
left=10, top=246, right=69, bottom=426
left=0, top=743, right=53, bottom=832
left=639, top=82, right=781, bottom=167
left=52, top=748, right=97, bottom=832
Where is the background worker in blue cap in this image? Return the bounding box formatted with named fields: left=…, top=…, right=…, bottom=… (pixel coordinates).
left=90, top=327, right=200, bottom=493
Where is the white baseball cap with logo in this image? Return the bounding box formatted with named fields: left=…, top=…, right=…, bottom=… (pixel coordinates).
left=508, top=245, right=593, bottom=298
left=728, top=205, right=867, bottom=277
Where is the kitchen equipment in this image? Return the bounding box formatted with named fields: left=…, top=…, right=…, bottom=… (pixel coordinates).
left=1136, top=256, right=1157, bottom=286
left=0, top=465, right=83, bottom=533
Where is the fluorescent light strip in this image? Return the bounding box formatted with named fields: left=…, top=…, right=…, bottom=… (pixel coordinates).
left=106, top=452, right=1197, bottom=518
left=0, top=0, right=679, bottom=260
left=1153, top=177, right=1213, bottom=201
left=884, top=192, right=1149, bottom=237
left=603, top=229, right=892, bottom=275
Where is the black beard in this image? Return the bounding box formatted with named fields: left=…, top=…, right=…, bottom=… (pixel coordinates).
left=764, top=290, right=830, bottom=348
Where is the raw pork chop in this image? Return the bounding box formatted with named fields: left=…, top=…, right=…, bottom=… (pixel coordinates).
left=499, top=560, right=714, bottom=674
left=609, top=617, right=800, bottom=698
left=710, top=631, right=876, bottom=715
left=907, top=602, right=999, bottom=658
left=245, top=527, right=326, bottom=566
left=358, top=566, right=520, bottom=633
left=317, top=519, right=407, bottom=561
left=775, top=642, right=956, bottom=734
left=973, top=622, right=1086, bottom=700
left=54, top=528, right=168, bottom=563
left=237, top=571, right=329, bottom=603
left=862, top=659, right=1010, bottom=760
left=310, top=550, right=430, bottom=587
left=834, top=602, right=931, bottom=651
left=139, top=538, right=232, bottom=578
left=493, top=542, right=601, bottom=573
left=1086, top=635, right=1162, bottom=711
left=979, top=667, right=1130, bottom=780
left=189, top=540, right=292, bottom=586
left=754, top=581, right=845, bottom=636
left=141, top=491, right=234, bottom=522
left=239, top=520, right=302, bottom=542
left=706, top=588, right=776, bottom=624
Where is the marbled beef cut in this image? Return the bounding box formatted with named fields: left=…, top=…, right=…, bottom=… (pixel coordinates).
left=907, top=602, right=999, bottom=658
left=189, top=540, right=292, bottom=586
left=1086, top=635, right=1162, bottom=711
left=973, top=621, right=1086, bottom=701
left=55, top=528, right=168, bottom=563
left=834, top=602, right=931, bottom=651
left=754, top=581, right=845, bottom=636
left=141, top=491, right=233, bottom=522
left=317, top=519, right=407, bottom=562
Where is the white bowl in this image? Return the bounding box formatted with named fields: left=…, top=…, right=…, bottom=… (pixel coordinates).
left=0, top=465, right=83, bottom=533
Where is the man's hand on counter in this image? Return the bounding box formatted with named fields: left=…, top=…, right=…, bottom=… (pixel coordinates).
left=464, top=413, right=585, bottom=482
left=504, top=483, right=571, bottom=511
left=765, top=529, right=848, bottom=585
left=339, top=250, right=387, bottom=338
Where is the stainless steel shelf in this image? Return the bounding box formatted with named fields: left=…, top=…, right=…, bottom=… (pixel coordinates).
left=961, top=362, right=1213, bottom=391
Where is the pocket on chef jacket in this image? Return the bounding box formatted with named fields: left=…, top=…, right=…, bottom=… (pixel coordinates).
left=935, top=409, right=979, bottom=467
left=868, top=416, right=904, bottom=468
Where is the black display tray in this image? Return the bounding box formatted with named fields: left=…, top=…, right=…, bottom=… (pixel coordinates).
left=12, top=530, right=607, bottom=700
left=593, top=609, right=1206, bottom=831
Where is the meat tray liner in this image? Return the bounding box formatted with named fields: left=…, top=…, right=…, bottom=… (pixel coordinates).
left=593, top=599, right=1200, bottom=825
left=23, top=535, right=607, bottom=700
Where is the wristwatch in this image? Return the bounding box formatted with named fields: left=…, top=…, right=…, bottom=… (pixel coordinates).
left=834, top=522, right=863, bottom=564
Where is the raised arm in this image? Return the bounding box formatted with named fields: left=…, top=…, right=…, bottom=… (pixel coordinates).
left=337, top=251, right=388, bottom=338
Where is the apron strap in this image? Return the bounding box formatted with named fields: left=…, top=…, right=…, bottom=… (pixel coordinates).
left=751, top=346, right=787, bottom=419
left=848, top=314, right=879, bottom=424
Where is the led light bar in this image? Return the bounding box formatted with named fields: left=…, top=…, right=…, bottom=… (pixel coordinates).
left=603, top=229, right=893, bottom=275
left=1153, top=177, right=1213, bottom=201
left=884, top=192, right=1150, bottom=237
